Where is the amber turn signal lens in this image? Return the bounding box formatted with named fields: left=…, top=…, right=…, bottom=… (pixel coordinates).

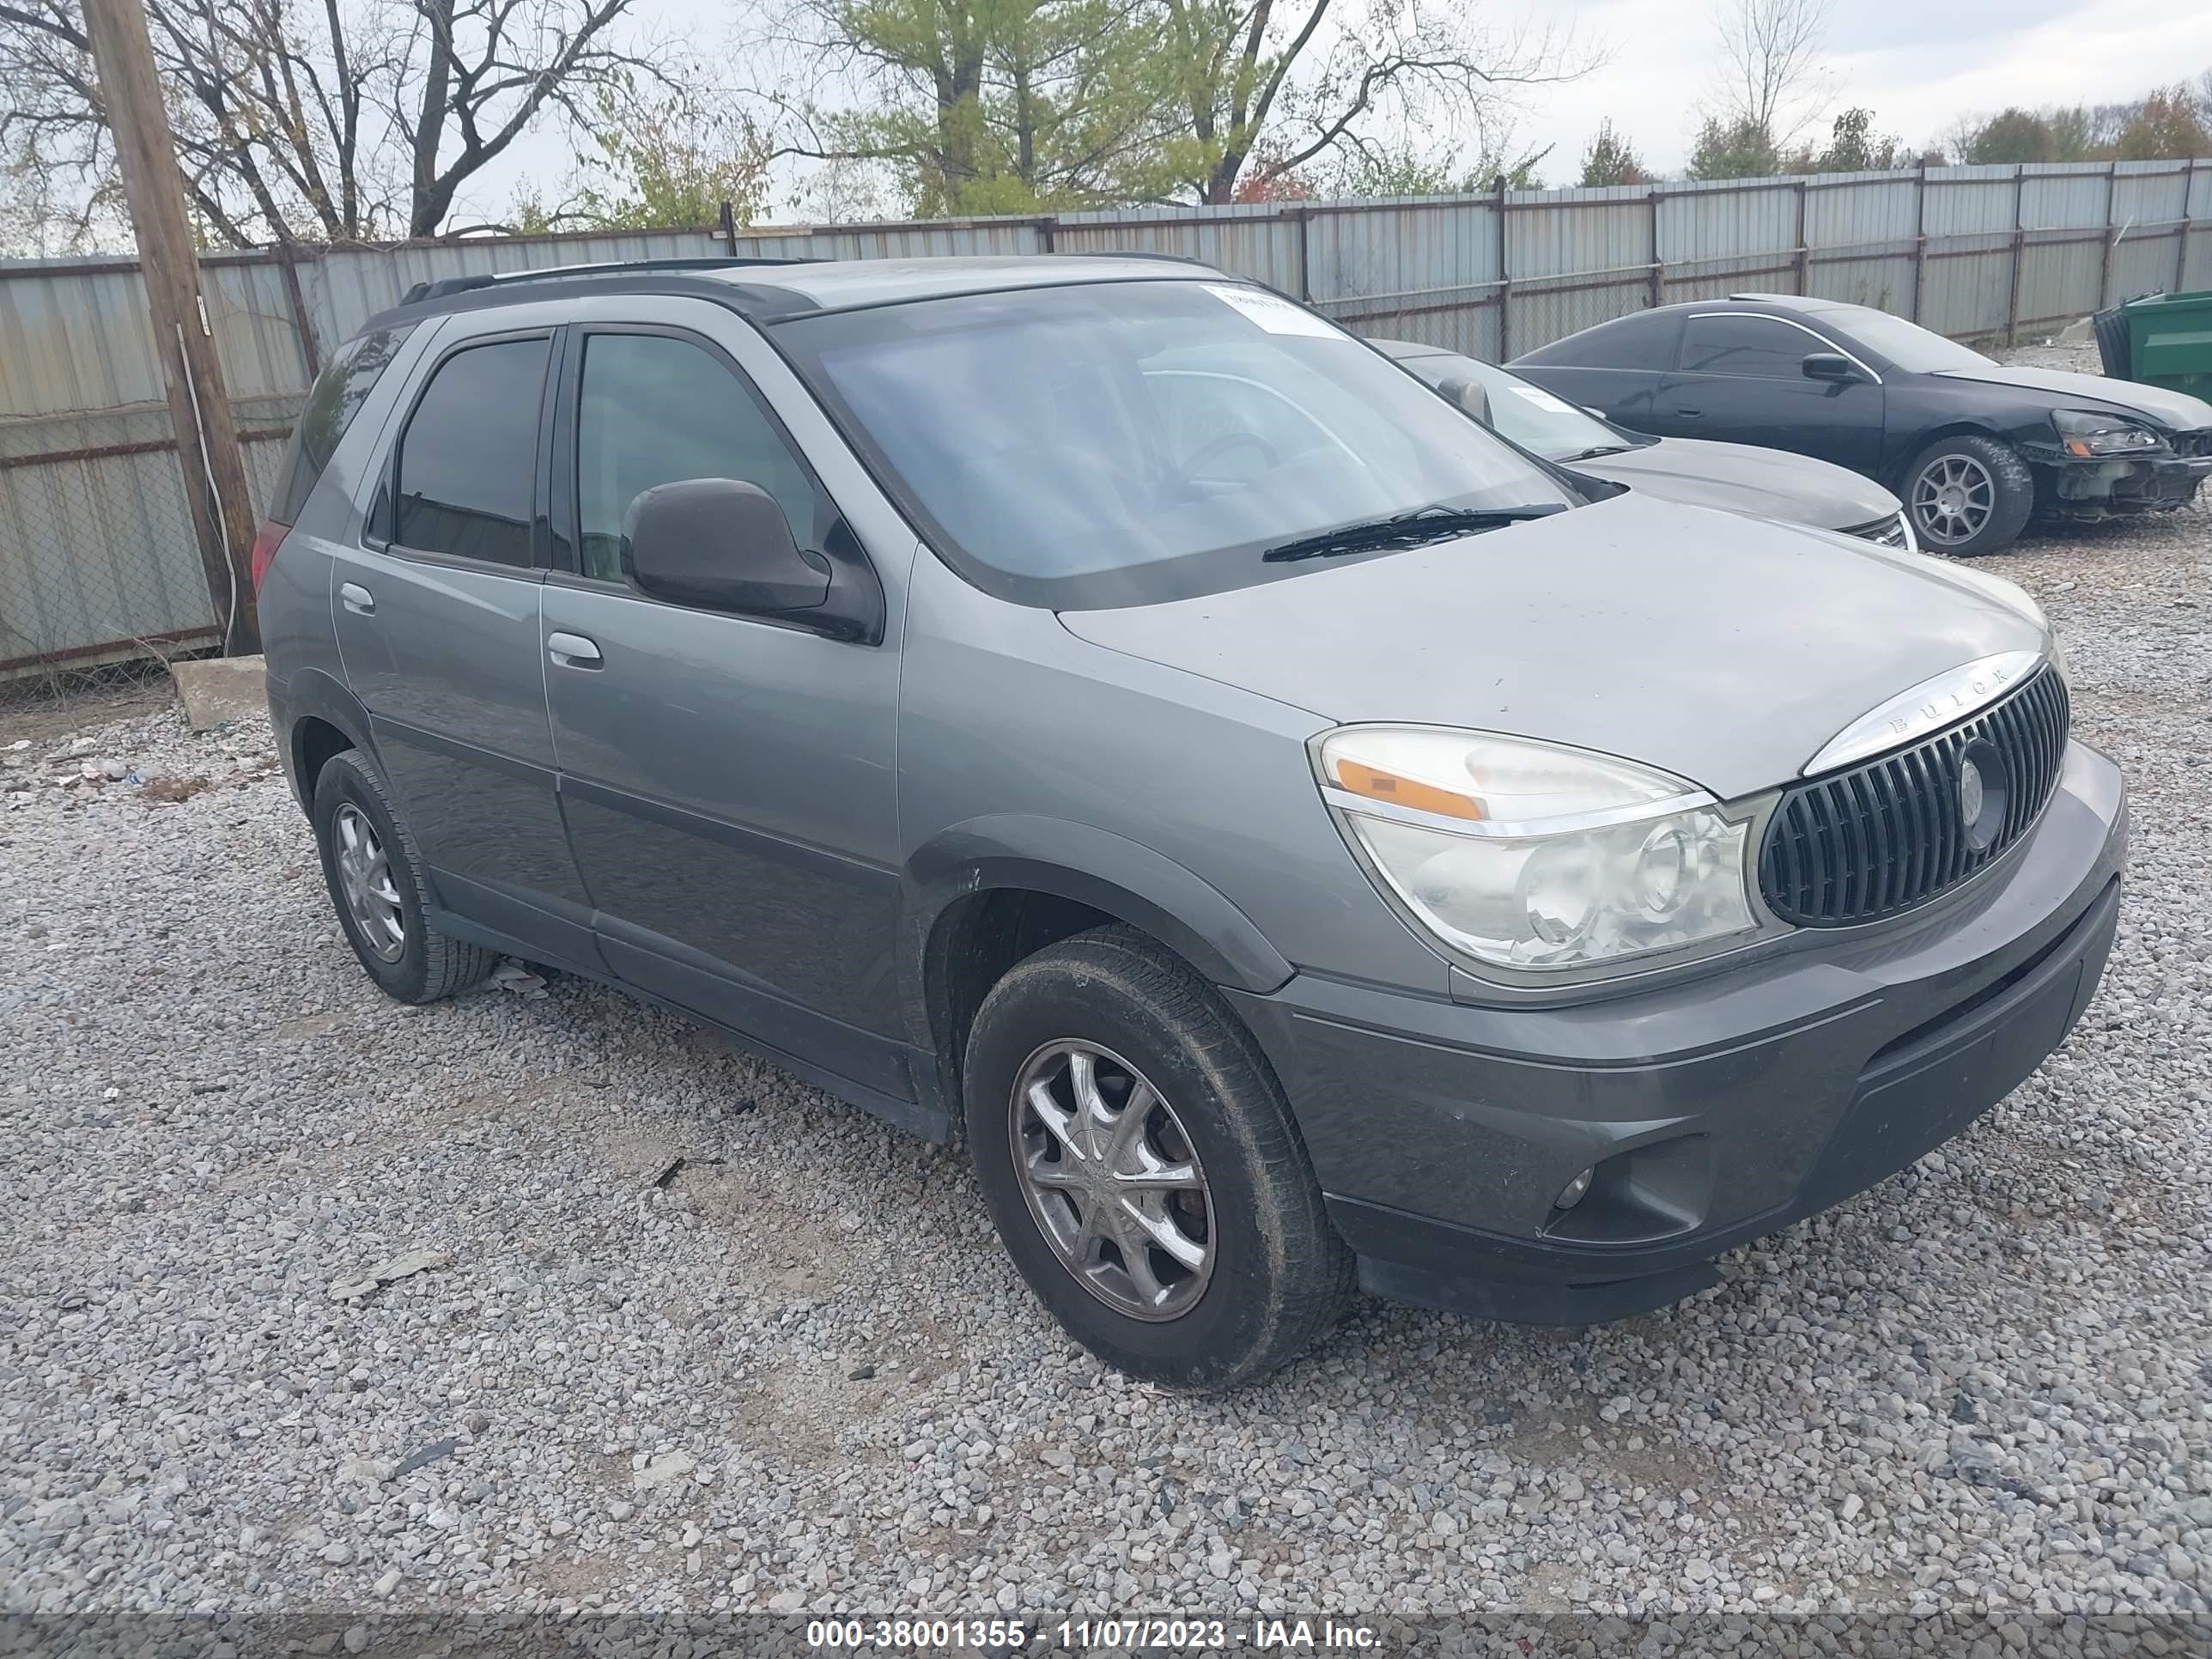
left=1333, top=758, right=1486, bottom=820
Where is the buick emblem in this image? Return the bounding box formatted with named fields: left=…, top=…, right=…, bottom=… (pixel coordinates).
left=1958, top=756, right=1984, bottom=827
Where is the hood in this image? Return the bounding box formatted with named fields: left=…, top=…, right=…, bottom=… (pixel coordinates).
left=1059, top=495, right=2051, bottom=800
left=1933, top=363, right=2212, bottom=429
left=1571, top=434, right=1899, bottom=530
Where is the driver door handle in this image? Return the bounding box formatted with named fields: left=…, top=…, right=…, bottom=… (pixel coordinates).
left=1671, top=405, right=1703, bottom=418
left=547, top=631, right=602, bottom=669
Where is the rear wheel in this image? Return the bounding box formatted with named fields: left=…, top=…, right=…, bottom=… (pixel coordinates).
left=963, top=925, right=1352, bottom=1389
left=1903, top=434, right=2033, bottom=556
left=311, top=750, right=495, bottom=1004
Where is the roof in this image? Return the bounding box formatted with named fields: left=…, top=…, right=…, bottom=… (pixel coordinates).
left=370, top=252, right=1227, bottom=332
left=1724, top=291, right=1849, bottom=313
left=695, top=253, right=1216, bottom=313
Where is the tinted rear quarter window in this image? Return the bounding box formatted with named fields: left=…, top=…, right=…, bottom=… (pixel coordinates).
left=269, top=323, right=414, bottom=524
left=392, top=337, right=550, bottom=568
left=1680, top=313, right=1810, bottom=379
left=1517, top=310, right=1682, bottom=372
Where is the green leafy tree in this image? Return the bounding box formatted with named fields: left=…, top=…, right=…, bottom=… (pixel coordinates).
left=1960, top=107, right=2057, bottom=166
left=1687, top=114, right=1779, bottom=179
left=771, top=0, right=1591, bottom=212
left=1801, top=106, right=1902, bottom=173
left=508, top=85, right=773, bottom=231
left=1577, top=118, right=1648, bottom=186
left=2114, top=84, right=2212, bottom=161
left=769, top=0, right=1181, bottom=215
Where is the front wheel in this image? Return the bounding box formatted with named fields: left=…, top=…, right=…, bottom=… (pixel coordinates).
left=963, top=926, right=1352, bottom=1389
left=1903, top=434, right=2034, bottom=556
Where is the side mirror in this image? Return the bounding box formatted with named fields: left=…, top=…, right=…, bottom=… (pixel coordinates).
left=1802, top=352, right=1860, bottom=384
left=623, top=478, right=831, bottom=617
left=1437, top=377, right=1491, bottom=423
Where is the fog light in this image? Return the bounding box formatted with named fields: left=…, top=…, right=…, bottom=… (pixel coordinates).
left=1553, top=1167, right=1595, bottom=1211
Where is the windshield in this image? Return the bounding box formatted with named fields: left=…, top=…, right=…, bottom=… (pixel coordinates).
left=1400, top=350, right=1630, bottom=459
left=775, top=280, right=1577, bottom=608
left=1829, top=307, right=1993, bottom=374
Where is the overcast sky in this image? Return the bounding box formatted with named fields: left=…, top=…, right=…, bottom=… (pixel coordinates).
left=1523, top=0, right=2212, bottom=175
left=465, top=0, right=2212, bottom=227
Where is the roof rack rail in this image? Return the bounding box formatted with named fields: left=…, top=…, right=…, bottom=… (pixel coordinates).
left=1095, top=249, right=1212, bottom=267
left=398, top=256, right=817, bottom=307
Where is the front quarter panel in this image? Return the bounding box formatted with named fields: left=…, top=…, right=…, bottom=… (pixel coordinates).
left=896, top=551, right=1455, bottom=1004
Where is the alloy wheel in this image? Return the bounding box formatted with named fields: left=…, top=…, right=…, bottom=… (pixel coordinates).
left=1007, top=1040, right=1216, bottom=1322
left=1911, top=453, right=1996, bottom=546
left=332, top=802, right=406, bottom=963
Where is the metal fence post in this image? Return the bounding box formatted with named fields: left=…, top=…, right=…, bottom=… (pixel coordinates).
left=2005, top=164, right=2027, bottom=345
left=1648, top=189, right=1664, bottom=311
left=1494, top=176, right=1511, bottom=360
left=2176, top=161, right=2195, bottom=293
left=1793, top=179, right=1809, bottom=295
left=719, top=199, right=737, bottom=254
left=1291, top=206, right=1310, bottom=301
left=2096, top=161, right=2118, bottom=313
left=1911, top=161, right=1928, bottom=323
left=275, top=240, right=319, bottom=380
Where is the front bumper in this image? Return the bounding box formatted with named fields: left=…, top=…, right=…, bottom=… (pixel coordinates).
left=1227, top=740, right=2127, bottom=1326
left=2039, top=447, right=2212, bottom=518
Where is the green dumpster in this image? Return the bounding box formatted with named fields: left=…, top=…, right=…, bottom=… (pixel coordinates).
left=2093, top=289, right=2212, bottom=400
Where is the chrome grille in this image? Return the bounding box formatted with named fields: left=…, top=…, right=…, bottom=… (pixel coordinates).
left=1844, top=512, right=1911, bottom=548
left=1759, top=667, right=2070, bottom=927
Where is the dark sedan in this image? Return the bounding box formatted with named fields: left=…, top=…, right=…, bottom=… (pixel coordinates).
left=1370, top=338, right=1912, bottom=548
left=1510, top=294, right=2212, bottom=555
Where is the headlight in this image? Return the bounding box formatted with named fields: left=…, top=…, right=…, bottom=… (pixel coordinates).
left=1315, top=726, right=1765, bottom=975
left=2051, top=409, right=2164, bottom=459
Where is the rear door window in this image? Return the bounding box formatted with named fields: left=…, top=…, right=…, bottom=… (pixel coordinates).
left=1517, top=310, right=1681, bottom=372
left=391, top=337, right=550, bottom=568
left=269, top=323, right=414, bottom=524
left=1680, top=314, right=1811, bottom=379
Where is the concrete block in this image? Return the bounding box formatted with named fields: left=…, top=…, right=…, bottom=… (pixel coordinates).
left=2057, top=315, right=2096, bottom=345
left=171, top=653, right=266, bottom=731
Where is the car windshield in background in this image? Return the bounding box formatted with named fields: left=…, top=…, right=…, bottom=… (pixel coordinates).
left=1403, top=351, right=1632, bottom=460
left=776, top=281, right=1578, bottom=609
left=1827, top=307, right=1994, bottom=374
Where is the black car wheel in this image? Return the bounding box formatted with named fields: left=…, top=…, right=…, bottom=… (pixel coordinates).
left=312, top=750, right=495, bottom=1004
left=963, top=925, right=1352, bottom=1389
left=1903, top=434, right=2034, bottom=556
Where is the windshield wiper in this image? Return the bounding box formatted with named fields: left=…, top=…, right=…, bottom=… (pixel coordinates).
left=1560, top=443, right=1634, bottom=462
left=1261, top=502, right=1566, bottom=562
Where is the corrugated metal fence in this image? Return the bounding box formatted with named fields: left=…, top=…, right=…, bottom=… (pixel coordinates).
left=3, top=158, right=2209, bottom=684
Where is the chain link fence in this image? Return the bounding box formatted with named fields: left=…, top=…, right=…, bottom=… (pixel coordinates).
left=0, top=396, right=295, bottom=707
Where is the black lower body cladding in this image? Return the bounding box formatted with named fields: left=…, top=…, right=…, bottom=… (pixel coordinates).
left=1229, top=740, right=2128, bottom=1326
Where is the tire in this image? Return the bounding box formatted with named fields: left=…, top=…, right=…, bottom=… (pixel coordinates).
left=963, top=924, right=1352, bottom=1389
left=311, top=749, right=495, bottom=1005
left=1901, top=434, right=2034, bottom=556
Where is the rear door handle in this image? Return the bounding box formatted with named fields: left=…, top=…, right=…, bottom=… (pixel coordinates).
left=547, top=631, right=603, bottom=668
left=338, top=581, right=374, bottom=616
left=1671, top=405, right=1702, bottom=418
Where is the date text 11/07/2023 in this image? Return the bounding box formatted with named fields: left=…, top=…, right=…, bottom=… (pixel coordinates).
left=803, top=1618, right=1385, bottom=1650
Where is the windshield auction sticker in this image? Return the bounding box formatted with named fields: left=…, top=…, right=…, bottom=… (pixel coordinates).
left=1201, top=283, right=1346, bottom=338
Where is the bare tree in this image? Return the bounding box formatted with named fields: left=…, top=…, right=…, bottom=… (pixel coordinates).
left=0, top=0, right=684, bottom=246
left=1708, top=0, right=1829, bottom=152
left=1157, top=0, right=1591, bottom=205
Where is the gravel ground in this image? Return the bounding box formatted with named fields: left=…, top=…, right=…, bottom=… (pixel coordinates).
left=3, top=338, right=2209, bottom=1642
